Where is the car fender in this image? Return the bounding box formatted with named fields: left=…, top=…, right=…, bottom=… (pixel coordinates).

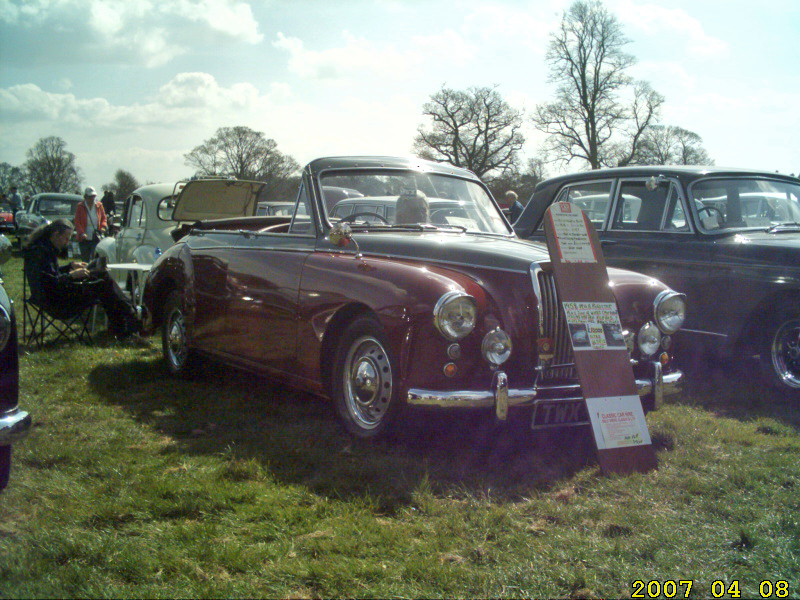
left=299, top=252, right=490, bottom=389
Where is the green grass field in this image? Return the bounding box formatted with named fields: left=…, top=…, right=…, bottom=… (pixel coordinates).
left=1, top=253, right=798, bottom=598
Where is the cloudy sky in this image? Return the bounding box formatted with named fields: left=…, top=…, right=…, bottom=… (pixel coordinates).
left=1, top=0, right=798, bottom=190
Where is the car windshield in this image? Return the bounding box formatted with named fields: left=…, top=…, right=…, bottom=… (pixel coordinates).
left=39, top=198, right=81, bottom=216
left=319, top=169, right=511, bottom=234
left=158, top=196, right=179, bottom=221
left=691, top=178, right=800, bottom=232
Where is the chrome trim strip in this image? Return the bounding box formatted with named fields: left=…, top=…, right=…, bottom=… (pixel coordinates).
left=0, top=408, right=31, bottom=446
left=406, top=368, right=683, bottom=410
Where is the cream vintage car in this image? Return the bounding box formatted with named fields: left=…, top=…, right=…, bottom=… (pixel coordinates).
left=95, top=179, right=267, bottom=289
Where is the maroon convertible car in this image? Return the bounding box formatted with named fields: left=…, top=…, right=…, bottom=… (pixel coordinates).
left=143, top=156, right=687, bottom=438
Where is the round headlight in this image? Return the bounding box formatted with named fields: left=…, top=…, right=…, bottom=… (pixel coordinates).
left=433, top=291, right=477, bottom=341
left=638, top=321, right=661, bottom=357
left=481, top=327, right=512, bottom=365
left=654, top=290, right=686, bottom=334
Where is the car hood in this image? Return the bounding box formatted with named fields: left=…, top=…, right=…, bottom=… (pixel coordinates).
left=349, top=231, right=660, bottom=288
left=172, top=179, right=267, bottom=222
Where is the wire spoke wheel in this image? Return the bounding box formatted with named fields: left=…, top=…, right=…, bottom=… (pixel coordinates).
left=771, top=316, right=800, bottom=389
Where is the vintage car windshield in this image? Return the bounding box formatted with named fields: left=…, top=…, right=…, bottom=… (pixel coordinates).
left=319, top=170, right=511, bottom=235
left=691, top=178, right=800, bottom=232
left=39, top=198, right=81, bottom=216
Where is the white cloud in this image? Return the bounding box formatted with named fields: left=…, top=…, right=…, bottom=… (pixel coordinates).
left=614, top=0, right=728, bottom=57
left=1, top=0, right=263, bottom=67
left=273, top=31, right=417, bottom=81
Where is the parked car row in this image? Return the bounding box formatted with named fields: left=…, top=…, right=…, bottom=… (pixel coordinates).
left=3, top=159, right=797, bottom=492
left=142, top=156, right=687, bottom=438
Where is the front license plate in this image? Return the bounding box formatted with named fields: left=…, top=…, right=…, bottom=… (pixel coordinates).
left=531, top=399, right=589, bottom=429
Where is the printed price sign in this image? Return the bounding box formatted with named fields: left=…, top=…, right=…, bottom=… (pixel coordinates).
left=548, top=202, right=598, bottom=263
left=543, top=201, right=657, bottom=475
left=586, top=396, right=652, bottom=450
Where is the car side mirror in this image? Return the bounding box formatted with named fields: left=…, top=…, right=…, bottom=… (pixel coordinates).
left=328, top=222, right=362, bottom=257
left=328, top=222, right=353, bottom=247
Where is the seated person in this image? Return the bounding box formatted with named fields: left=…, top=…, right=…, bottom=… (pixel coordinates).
left=23, top=219, right=141, bottom=339
left=395, top=190, right=429, bottom=224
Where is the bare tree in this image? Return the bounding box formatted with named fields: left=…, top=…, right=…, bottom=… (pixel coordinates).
left=413, top=86, right=525, bottom=179
left=634, top=125, right=714, bottom=166
left=487, top=157, right=548, bottom=205
left=0, top=162, right=26, bottom=196
left=24, top=136, right=83, bottom=194
left=533, top=0, right=663, bottom=169
left=105, top=169, right=140, bottom=201
left=184, top=126, right=300, bottom=199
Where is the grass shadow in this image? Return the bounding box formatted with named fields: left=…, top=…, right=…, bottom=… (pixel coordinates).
left=676, top=353, right=800, bottom=430
left=87, top=355, right=598, bottom=508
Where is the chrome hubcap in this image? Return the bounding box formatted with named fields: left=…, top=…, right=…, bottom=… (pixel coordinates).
left=344, top=336, right=392, bottom=429
left=772, top=318, right=800, bottom=389
left=167, top=310, right=187, bottom=368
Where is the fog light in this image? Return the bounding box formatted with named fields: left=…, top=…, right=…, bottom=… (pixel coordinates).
left=638, top=322, right=661, bottom=357
left=661, top=335, right=672, bottom=351
left=659, top=352, right=670, bottom=366
left=482, top=327, right=512, bottom=366
left=443, top=362, right=458, bottom=377
left=447, top=343, right=461, bottom=360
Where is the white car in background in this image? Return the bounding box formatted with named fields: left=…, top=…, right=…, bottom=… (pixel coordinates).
left=95, top=179, right=267, bottom=288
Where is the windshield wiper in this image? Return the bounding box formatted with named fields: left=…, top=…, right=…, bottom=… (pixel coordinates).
left=766, top=222, right=800, bottom=233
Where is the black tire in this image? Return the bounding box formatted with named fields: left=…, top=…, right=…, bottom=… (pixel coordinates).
left=758, top=302, right=800, bottom=397
left=331, top=316, right=401, bottom=439
left=161, top=291, right=198, bottom=378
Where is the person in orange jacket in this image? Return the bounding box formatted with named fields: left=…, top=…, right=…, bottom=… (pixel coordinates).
left=74, top=186, right=107, bottom=260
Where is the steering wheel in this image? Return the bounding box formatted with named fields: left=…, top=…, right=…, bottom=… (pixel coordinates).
left=340, top=211, right=389, bottom=224
left=697, top=205, right=725, bottom=227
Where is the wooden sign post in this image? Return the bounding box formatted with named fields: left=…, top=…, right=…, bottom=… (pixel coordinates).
left=543, top=201, right=657, bottom=475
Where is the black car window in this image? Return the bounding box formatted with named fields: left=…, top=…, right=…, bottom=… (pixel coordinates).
left=611, top=180, right=673, bottom=231
left=539, top=181, right=613, bottom=230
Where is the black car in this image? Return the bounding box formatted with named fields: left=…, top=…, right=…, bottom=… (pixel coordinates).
left=0, top=235, right=30, bottom=490
left=515, top=166, right=800, bottom=397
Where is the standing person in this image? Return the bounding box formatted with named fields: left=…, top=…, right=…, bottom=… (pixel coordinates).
left=100, top=190, right=116, bottom=220
left=498, top=190, right=524, bottom=224
left=8, top=185, right=23, bottom=227
left=74, top=186, right=107, bottom=261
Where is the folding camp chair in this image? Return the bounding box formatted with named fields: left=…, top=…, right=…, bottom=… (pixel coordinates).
left=22, top=267, right=96, bottom=349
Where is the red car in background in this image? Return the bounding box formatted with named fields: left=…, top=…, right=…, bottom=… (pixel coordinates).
left=0, top=204, right=14, bottom=234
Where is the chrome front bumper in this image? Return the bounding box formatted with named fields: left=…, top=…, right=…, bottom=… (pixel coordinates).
left=406, top=362, right=684, bottom=419
left=0, top=408, right=32, bottom=446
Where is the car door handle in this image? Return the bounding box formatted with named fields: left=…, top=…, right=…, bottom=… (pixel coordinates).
left=600, top=239, right=617, bottom=246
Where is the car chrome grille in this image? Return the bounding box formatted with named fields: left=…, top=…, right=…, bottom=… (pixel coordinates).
left=535, top=267, right=577, bottom=380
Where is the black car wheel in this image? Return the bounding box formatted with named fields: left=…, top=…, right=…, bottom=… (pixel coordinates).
left=760, top=302, right=800, bottom=395
left=162, top=291, right=198, bottom=377
left=332, top=316, right=400, bottom=438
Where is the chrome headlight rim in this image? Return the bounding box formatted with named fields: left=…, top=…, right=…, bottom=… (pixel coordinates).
left=481, top=327, right=512, bottom=366
left=638, top=321, right=661, bottom=357
left=433, top=291, right=477, bottom=341
left=654, top=290, right=686, bottom=335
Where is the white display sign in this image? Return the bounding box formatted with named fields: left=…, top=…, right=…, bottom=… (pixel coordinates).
left=586, top=395, right=652, bottom=450
left=548, top=202, right=597, bottom=263
left=562, top=301, right=626, bottom=351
